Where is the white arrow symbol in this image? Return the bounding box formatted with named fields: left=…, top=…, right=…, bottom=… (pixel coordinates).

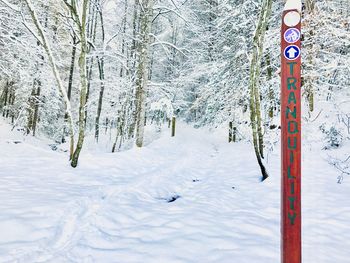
left=287, top=47, right=298, bottom=58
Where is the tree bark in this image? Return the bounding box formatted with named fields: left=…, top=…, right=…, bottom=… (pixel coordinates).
left=135, top=0, right=154, bottom=147
left=27, top=79, right=40, bottom=135
left=95, top=57, right=105, bottom=141
left=0, top=82, right=9, bottom=115
left=95, top=5, right=106, bottom=142
left=171, top=116, right=176, bottom=137
left=266, top=51, right=274, bottom=119
left=85, top=0, right=98, bottom=125
left=71, top=0, right=90, bottom=168
left=32, top=81, right=41, bottom=136
left=249, top=0, right=272, bottom=181
left=62, top=33, right=77, bottom=146
left=305, top=0, right=316, bottom=112
left=127, top=0, right=140, bottom=140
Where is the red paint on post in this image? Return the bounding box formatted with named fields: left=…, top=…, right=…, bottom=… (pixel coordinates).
left=281, top=9, right=302, bottom=263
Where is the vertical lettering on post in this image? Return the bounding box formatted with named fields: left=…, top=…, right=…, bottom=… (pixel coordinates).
left=281, top=1, right=302, bottom=263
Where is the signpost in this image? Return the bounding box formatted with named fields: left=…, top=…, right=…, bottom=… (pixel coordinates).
left=281, top=1, right=302, bottom=262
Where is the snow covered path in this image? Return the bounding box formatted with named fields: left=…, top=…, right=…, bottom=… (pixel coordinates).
left=0, top=122, right=349, bottom=263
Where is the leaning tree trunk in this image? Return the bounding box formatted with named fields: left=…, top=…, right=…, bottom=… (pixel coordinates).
left=249, top=0, right=272, bottom=181
left=135, top=0, right=154, bottom=147
left=24, top=0, right=75, bottom=159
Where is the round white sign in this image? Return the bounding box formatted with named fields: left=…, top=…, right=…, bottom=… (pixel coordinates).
left=283, top=11, right=301, bottom=27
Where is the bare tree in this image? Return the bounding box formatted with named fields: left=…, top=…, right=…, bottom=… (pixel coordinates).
left=249, top=0, right=272, bottom=181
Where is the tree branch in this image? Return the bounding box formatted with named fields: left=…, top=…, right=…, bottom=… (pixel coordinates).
left=0, top=0, right=20, bottom=12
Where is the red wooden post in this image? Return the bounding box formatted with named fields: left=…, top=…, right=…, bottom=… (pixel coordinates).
left=281, top=1, right=302, bottom=262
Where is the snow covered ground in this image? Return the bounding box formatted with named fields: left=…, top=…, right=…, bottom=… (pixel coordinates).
left=0, top=120, right=349, bottom=263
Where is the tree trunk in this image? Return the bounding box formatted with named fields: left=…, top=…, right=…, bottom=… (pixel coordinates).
left=119, top=0, right=129, bottom=78
left=249, top=0, right=272, bottom=181
left=67, top=35, right=77, bottom=101
left=2, top=82, right=10, bottom=118
left=266, top=51, right=274, bottom=119
left=85, top=0, right=98, bottom=125
left=0, top=82, right=9, bottom=115
left=71, top=0, right=90, bottom=168
left=95, top=6, right=106, bottom=142
left=9, top=89, right=15, bottom=123
left=305, top=0, right=316, bottom=112
left=62, top=33, right=77, bottom=148
left=135, top=0, right=154, bottom=147
left=127, top=0, right=140, bottom=140
left=95, top=57, right=105, bottom=142
left=26, top=79, right=41, bottom=135
left=31, top=81, right=41, bottom=136
left=171, top=117, right=176, bottom=137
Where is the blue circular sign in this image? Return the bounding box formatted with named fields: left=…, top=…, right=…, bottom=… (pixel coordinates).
left=284, top=45, right=300, bottom=60
left=284, top=28, right=301, bottom=44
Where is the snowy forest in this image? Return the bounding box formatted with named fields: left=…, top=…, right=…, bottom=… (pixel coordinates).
left=0, top=0, right=349, bottom=262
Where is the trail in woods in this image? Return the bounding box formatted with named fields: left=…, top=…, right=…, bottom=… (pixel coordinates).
left=0, top=121, right=349, bottom=263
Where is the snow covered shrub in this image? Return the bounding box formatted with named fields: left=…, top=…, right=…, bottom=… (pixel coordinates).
left=337, top=113, right=350, bottom=139
left=328, top=155, right=350, bottom=181
left=320, top=124, right=343, bottom=150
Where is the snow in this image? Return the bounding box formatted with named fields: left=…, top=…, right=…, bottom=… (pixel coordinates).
left=283, top=0, right=302, bottom=12
left=0, top=120, right=349, bottom=262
